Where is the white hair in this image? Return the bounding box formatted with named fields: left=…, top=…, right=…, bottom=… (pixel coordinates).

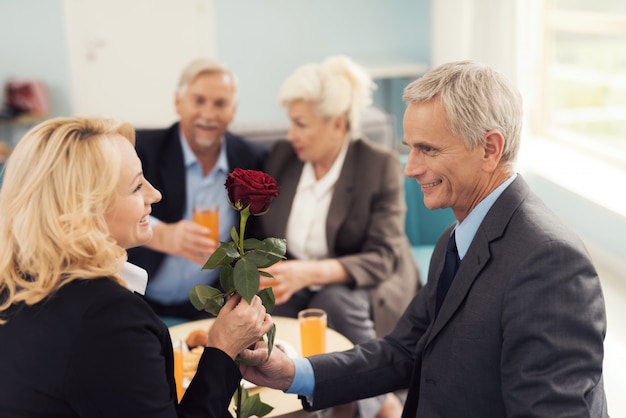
left=176, top=58, right=239, bottom=101
left=278, top=55, right=376, bottom=135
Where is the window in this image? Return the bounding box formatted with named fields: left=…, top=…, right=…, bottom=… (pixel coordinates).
left=537, top=0, right=626, bottom=166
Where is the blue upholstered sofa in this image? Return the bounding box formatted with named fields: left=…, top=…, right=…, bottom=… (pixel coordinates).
left=401, top=155, right=456, bottom=282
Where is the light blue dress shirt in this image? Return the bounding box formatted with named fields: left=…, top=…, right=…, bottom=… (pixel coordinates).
left=286, top=173, right=518, bottom=397
left=145, top=134, right=236, bottom=305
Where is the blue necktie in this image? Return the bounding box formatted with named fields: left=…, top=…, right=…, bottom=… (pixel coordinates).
left=435, top=231, right=460, bottom=316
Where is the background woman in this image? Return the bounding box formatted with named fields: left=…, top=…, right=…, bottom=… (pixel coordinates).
left=0, top=117, right=272, bottom=417
left=258, top=56, right=421, bottom=418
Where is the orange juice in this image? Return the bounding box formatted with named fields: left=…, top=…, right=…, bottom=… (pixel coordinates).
left=298, top=309, right=327, bottom=357
left=193, top=209, right=219, bottom=242
left=173, top=341, right=185, bottom=402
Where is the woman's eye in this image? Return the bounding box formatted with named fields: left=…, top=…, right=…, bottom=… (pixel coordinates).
left=133, top=183, right=143, bottom=193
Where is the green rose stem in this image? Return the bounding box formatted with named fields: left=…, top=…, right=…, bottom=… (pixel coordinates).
left=238, top=207, right=249, bottom=256
left=235, top=207, right=248, bottom=417
left=236, top=384, right=242, bottom=417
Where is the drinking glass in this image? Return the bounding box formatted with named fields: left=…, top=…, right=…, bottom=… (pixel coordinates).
left=298, top=308, right=327, bottom=357
left=193, top=194, right=219, bottom=242
left=172, top=340, right=185, bottom=402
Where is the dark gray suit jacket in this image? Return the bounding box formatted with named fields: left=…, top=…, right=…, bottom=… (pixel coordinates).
left=260, top=138, right=421, bottom=336
left=305, top=176, right=608, bottom=417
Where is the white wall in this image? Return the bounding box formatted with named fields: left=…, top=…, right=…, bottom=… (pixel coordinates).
left=63, top=0, right=219, bottom=127
left=214, top=0, right=430, bottom=125
left=431, top=0, right=520, bottom=84
left=0, top=0, right=431, bottom=135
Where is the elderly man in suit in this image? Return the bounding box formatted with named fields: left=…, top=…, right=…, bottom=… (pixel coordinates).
left=239, top=60, right=608, bottom=417
left=127, top=59, right=267, bottom=319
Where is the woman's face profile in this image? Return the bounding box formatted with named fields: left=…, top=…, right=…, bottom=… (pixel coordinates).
left=103, top=135, right=161, bottom=249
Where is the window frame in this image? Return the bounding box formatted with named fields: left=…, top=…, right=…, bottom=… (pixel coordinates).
left=534, top=2, right=626, bottom=168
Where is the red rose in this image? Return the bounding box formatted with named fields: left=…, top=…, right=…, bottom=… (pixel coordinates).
left=225, top=168, right=280, bottom=215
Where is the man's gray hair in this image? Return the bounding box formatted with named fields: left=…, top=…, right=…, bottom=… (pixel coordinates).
left=403, top=60, right=522, bottom=163
left=176, top=58, right=238, bottom=100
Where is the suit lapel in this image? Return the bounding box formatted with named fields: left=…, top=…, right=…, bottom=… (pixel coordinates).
left=159, top=125, right=187, bottom=219
left=272, top=159, right=303, bottom=238
left=428, top=235, right=491, bottom=340
left=426, top=176, right=530, bottom=344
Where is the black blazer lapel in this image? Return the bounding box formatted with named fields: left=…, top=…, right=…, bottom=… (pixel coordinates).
left=158, top=127, right=186, bottom=220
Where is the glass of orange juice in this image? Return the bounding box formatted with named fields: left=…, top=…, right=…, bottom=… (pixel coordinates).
left=193, top=194, right=219, bottom=242
left=298, top=308, right=327, bottom=357
left=172, top=340, right=185, bottom=402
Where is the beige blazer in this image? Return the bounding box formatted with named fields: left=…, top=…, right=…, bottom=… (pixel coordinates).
left=260, top=138, right=421, bottom=336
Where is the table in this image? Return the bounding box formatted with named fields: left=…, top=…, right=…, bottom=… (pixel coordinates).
left=169, top=316, right=354, bottom=418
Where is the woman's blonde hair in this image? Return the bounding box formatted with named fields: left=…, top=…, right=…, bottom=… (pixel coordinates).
left=0, top=117, right=135, bottom=323
left=278, top=55, right=376, bottom=136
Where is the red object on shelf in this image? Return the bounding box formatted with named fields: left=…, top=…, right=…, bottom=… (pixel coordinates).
left=4, top=80, right=50, bottom=116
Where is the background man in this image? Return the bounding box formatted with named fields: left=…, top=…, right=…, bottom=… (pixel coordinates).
left=128, top=59, right=267, bottom=319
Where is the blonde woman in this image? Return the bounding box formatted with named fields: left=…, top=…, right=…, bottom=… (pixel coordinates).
left=0, top=117, right=272, bottom=417
left=258, top=56, right=421, bottom=418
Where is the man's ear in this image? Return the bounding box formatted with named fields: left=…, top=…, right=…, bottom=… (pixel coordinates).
left=482, top=130, right=505, bottom=172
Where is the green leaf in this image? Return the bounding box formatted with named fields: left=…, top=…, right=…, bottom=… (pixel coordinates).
left=202, top=242, right=239, bottom=270
left=266, top=322, right=276, bottom=358
left=254, top=401, right=274, bottom=417
left=188, top=285, right=224, bottom=315
left=230, top=226, right=239, bottom=243
left=255, top=255, right=281, bottom=269
left=221, top=241, right=242, bottom=258
left=242, top=250, right=271, bottom=268
left=219, top=265, right=235, bottom=293
left=261, top=237, right=287, bottom=257
left=241, top=238, right=286, bottom=268
left=233, top=257, right=260, bottom=304
left=242, top=238, right=264, bottom=251
left=259, top=270, right=273, bottom=278
left=257, top=287, right=275, bottom=314
left=236, top=388, right=274, bottom=418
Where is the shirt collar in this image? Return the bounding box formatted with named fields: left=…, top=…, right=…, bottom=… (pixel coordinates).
left=455, top=173, right=517, bottom=259
left=121, top=262, right=148, bottom=295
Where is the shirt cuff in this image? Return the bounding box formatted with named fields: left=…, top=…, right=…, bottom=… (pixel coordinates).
left=285, top=357, right=315, bottom=398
